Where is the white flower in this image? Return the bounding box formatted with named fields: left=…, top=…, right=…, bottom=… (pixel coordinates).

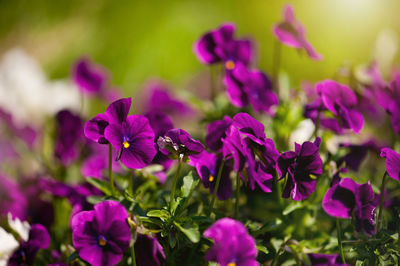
left=0, top=227, right=19, bottom=266
left=8, top=213, right=30, bottom=242
left=289, top=119, right=315, bottom=149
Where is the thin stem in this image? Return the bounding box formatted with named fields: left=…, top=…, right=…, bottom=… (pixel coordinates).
left=336, top=218, right=346, bottom=264
left=274, top=170, right=283, bottom=208
left=377, top=171, right=388, bottom=231
left=128, top=171, right=134, bottom=195
left=234, top=172, right=241, bottom=219
left=108, top=144, right=115, bottom=196
left=310, top=104, right=321, bottom=140
left=170, top=158, right=183, bottom=211
left=210, top=159, right=226, bottom=210
left=131, top=233, right=137, bottom=266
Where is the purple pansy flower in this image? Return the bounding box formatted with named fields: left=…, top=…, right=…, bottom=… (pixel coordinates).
left=222, top=125, right=248, bottom=173
left=71, top=200, right=131, bottom=266
left=278, top=137, right=323, bottom=201
left=204, top=218, right=257, bottom=266
left=380, top=148, right=400, bottom=181
left=189, top=151, right=233, bottom=200
left=134, top=233, right=166, bottom=266
left=224, top=63, right=279, bottom=114
left=194, top=23, right=253, bottom=70
left=376, top=73, right=400, bottom=134
left=105, top=115, right=157, bottom=169
left=338, top=140, right=382, bottom=172
left=0, top=175, right=27, bottom=220
left=307, top=253, right=348, bottom=266
left=322, top=178, right=377, bottom=235
left=273, top=4, right=322, bottom=61
left=205, top=116, right=233, bottom=152
left=9, top=224, right=50, bottom=266
left=157, top=128, right=204, bottom=161
left=84, top=98, right=131, bottom=144
left=54, top=110, right=83, bottom=165
left=73, top=57, right=108, bottom=95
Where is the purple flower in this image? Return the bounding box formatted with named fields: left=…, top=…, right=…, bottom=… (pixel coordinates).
left=304, top=98, right=343, bottom=134
left=189, top=151, right=233, bottom=200
left=377, top=74, right=400, bottom=134
left=0, top=175, right=27, bottom=220
left=157, top=128, right=204, bottom=161
left=322, top=178, right=377, bottom=235
left=105, top=115, right=157, bottom=169
left=134, top=234, right=166, bottom=266
left=204, top=218, right=257, bottom=266
left=273, top=4, right=322, bottom=61
left=9, top=224, right=50, bottom=266
left=307, top=253, right=347, bottom=266
left=244, top=152, right=274, bottom=193
left=84, top=98, right=132, bottom=144
left=316, top=80, right=364, bottom=134
left=71, top=201, right=131, bottom=266
left=222, top=125, right=248, bottom=172
left=278, top=137, right=323, bottom=201
left=224, top=63, right=278, bottom=114
left=338, top=140, right=382, bottom=172
left=54, top=110, right=83, bottom=165
left=73, top=57, right=108, bottom=95
left=380, top=148, right=400, bottom=181
left=205, top=116, right=233, bottom=152
left=194, top=23, right=253, bottom=69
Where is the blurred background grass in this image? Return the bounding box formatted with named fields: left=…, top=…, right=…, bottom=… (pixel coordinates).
left=0, top=0, right=399, bottom=94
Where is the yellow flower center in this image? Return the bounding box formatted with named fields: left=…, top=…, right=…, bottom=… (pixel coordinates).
left=98, top=236, right=107, bottom=247
left=225, top=60, right=235, bottom=70
left=123, top=140, right=130, bottom=148
left=209, top=175, right=214, bottom=182
left=227, top=262, right=236, bottom=266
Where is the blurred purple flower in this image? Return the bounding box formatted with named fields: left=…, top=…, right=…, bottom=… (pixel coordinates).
left=194, top=23, right=253, bottom=70
left=73, top=57, right=108, bottom=95
left=307, top=253, right=348, bottom=266
left=204, top=217, right=257, bottom=266
left=322, top=177, right=377, bottom=235
left=54, top=109, right=83, bottom=166
left=71, top=200, right=131, bottom=266
left=273, top=4, right=322, bottom=61
left=377, top=73, right=400, bottom=134
left=205, top=116, right=233, bottom=152
left=0, top=175, right=27, bottom=220
left=105, top=115, right=156, bottom=169
left=84, top=98, right=131, bottom=144
left=135, top=234, right=166, bottom=266
left=224, top=63, right=278, bottom=114
left=278, top=137, right=322, bottom=201
left=338, top=140, right=382, bottom=172
left=189, top=151, right=233, bottom=200
left=380, top=147, right=400, bottom=181
left=9, top=224, right=50, bottom=266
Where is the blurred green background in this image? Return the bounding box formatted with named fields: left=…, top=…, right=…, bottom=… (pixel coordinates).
left=1, top=0, right=399, bottom=94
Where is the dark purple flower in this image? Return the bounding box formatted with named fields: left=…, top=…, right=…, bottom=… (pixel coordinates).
left=205, top=116, right=233, bottom=152
left=322, top=178, right=377, bottom=235
left=278, top=137, right=323, bottom=201
left=9, top=224, right=50, bottom=266
left=73, top=58, right=108, bottom=95
left=194, top=23, right=253, bottom=69
left=0, top=175, right=27, bottom=220
left=377, top=73, right=400, bottom=134
left=224, top=63, right=278, bottom=114
left=157, top=128, right=204, bottom=161
left=232, top=112, right=267, bottom=146
left=222, top=125, right=248, bottom=172
left=135, top=234, right=165, bottom=266
left=54, top=110, right=83, bottom=165
left=204, top=218, right=257, bottom=266
left=84, top=98, right=131, bottom=144
left=316, top=80, right=364, bottom=134
left=307, top=253, right=348, bottom=266
left=304, top=98, right=343, bottom=134
left=105, top=115, right=157, bottom=169
left=244, top=151, right=274, bottom=193
left=71, top=200, right=131, bottom=266
left=273, top=4, right=322, bottom=61
left=337, top=140, right=383, bottom=172
left=189, top=151, right=233, bottom=200
left=380, top=147, right=400, bottom=181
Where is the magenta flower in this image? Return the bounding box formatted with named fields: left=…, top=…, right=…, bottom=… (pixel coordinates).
left=224, top=63, right=278, bottom=114
left=380, top=148, right=400, bottom=181
left=73, top=57, right=108, bottom=95
left=134, top=234, right=166, bottom=266
left=204, top=218, right=257, bottom=266
left=338, top=140, right=382, bottom=172
left=377, top=74, right=400, bottom=134
left=189, top=151, right=233, bottom=200
left=9, top=224, right=50, bottom=266
left=273, top=4, right=322, bottom=61
left=104, top=115, right=157, bottom=169
left=194, top=23, right=253, bottom=70
left=278, top=137, right=323, bottom=201
left=84, top=98, right=131, bottom=144
left=205, top=115, right=233, bottom=152
left=71, top=201, right=131, bottom=266
left=322, top=178, right=377, bottom=235
left=0, top=175, right=27, bottom=220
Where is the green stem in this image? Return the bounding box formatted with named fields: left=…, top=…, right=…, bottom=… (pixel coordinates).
left=170, top=158, right=183, bottom=210
left=234, top=172, right=241, bottom=219
left=210, top=159, right=225, bottom=210
left=210, top=66, right=216, bottom=101
left=108, top=144, right=115, bottom=196
left=336, top=218, right=346, bottom=264
left=274, top=170, right=283, bottom=208
left=128, top=171, right=134, bottom=195
left=377, top=171, right=388, bottom=231
left=131, top=233, right=137, bottom=266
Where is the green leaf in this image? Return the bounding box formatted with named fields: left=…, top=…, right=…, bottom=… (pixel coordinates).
left=147, top=209, right=170, bottom=222
left=257, top=245, right=269, bottom=255
left=67, top=251, right=79, bottom=263
left=87, top=178, right=112, bottom=196
left=283, top=201, right=304, bottom=215
left=170, top=197, right=182, bottom=215
left=173, top=221, right=200, bottom=243
left=180, top=171, right=199, bottom=198
left=86, top=195, right=105, bottom=205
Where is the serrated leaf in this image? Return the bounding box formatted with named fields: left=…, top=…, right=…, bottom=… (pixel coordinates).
left=283, top=201, right=303, bottom=215
left=174, top=221, right=200, bottom=243
left=87, top=178, right=112, bottom=196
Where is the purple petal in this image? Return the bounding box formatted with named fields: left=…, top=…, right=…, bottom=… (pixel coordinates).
left=105, top=98, right=131, bottom=125
left=381, top=147, right=400, bottom=181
